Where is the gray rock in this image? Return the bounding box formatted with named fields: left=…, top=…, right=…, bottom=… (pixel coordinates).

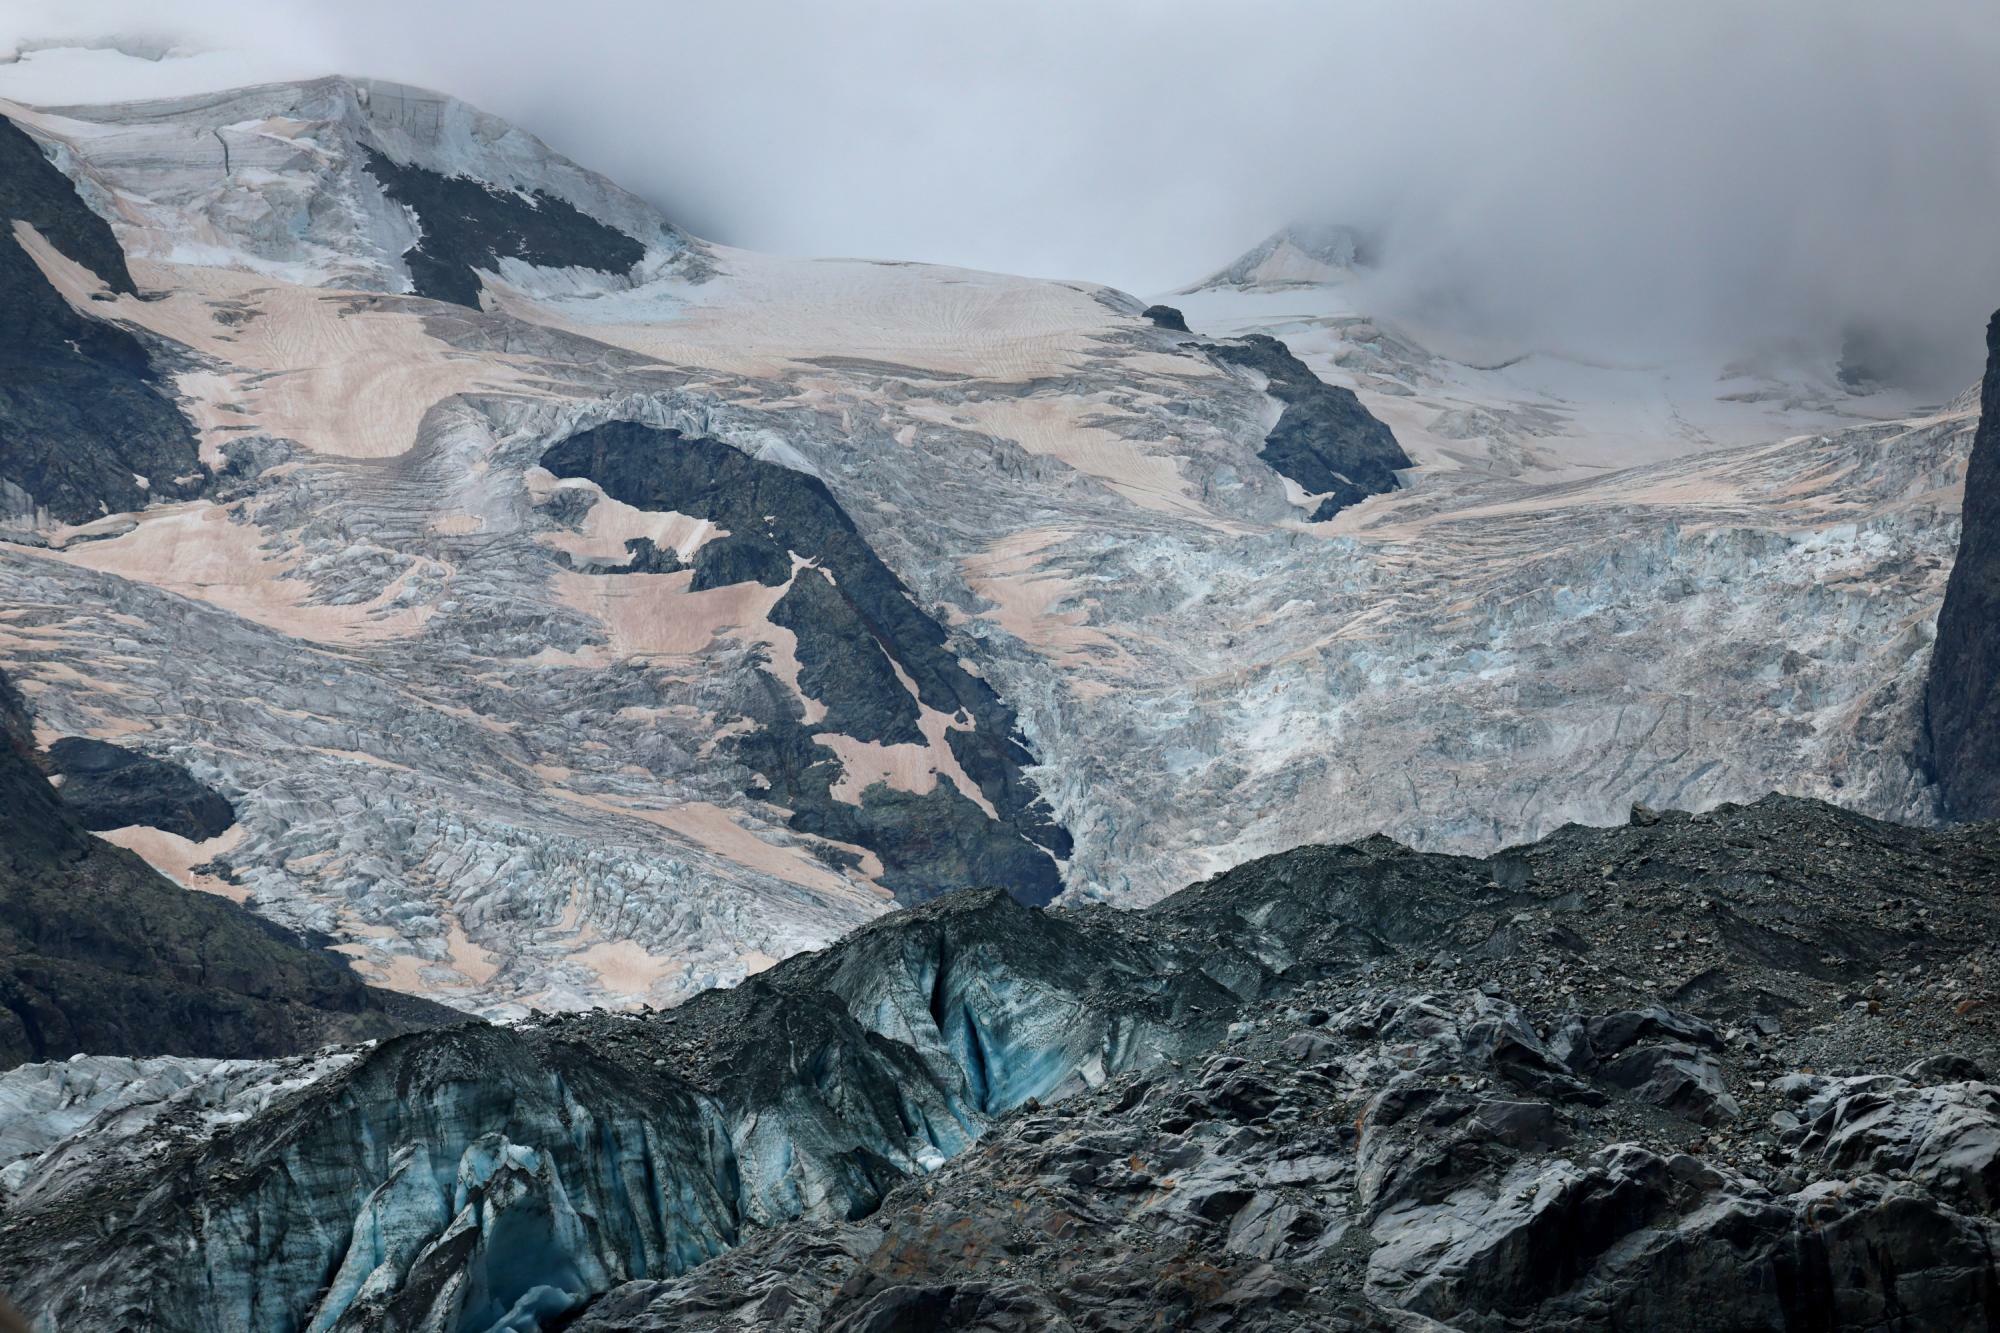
left=1797, top=1079, right=2000, bottom=1209
left=1598, top=1043, right=1742, bottom=1124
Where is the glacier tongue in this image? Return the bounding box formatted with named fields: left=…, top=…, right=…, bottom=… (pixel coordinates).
left=7, top=797, right=2000, bottom=1330
left=0, top=890, right=1181, bottom=1331
left=0, top=877, right=1298, bottom=1331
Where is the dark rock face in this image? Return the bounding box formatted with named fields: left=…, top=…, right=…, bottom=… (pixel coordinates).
left=0, top=118, right=132, bottom=294
left=9, top=794, right=2000, bottom=1331
left=770, top=569, right=926, bottom=746
left=689, top=530, right=791, bottom=589
left=560, top=536, right=684, bottom=575
left=0, top=115, right=203, bottom=524
left=1925, top=310, right=2000, bottom=819
left=0, top=671, right=450, bottom=1069
left=360, top=146, right=648, bottom=308
left=540, top=422, right=1071, bottom=905
left=44, top=736, right=236, bottom=840
left=1203, top=333, right=1411, bottom=520
left=602, top=535, right=681, bottom=574
left=1141, top=303, right=1190, bottom=332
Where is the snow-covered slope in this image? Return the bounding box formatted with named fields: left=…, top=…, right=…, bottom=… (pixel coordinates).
left=1171, top=231, right=1929, bottom=480
left=0, top=82, right=1970, bottom=1021
left=1181, top=222, right=1371, bottom=292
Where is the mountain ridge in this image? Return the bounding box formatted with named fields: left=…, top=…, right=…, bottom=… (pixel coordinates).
left=5, top=793, right=1998, bottom=1329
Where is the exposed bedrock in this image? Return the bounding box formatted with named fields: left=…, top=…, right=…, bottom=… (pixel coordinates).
left=0, top=672, right=451, bottom=1070
left=539, top=421, right=1071, bottom=905
left=1202, top=332, right=1412, bottom=519
left=556, top=535, right=685, bottom=575
left=7, top=795, right=2000, bottom=1330
left=1925, top=309, right=2000, bottom=820
left=0, top=114, right=202, bottom=526
left=361, top=146, right=648, bottom=309
left=44, top=735, right=236, bottom=841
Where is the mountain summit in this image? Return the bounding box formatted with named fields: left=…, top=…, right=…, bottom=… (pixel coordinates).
left=1182, top=222, right=1372, bottom=293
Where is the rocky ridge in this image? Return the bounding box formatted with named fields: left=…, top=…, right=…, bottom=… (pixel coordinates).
left=539, top=421, right=1072, bottom=906
left=357, top=145, right=649, bottom=310
left=4, top=795, right=1999, bottom=1329
left=1199, top=333, right=1413, bottom=519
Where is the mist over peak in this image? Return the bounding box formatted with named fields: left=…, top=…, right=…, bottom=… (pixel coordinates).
left=3, top=0, right=1995, bottom=390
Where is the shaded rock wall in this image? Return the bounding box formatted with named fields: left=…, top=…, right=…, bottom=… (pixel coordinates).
left=45, top=736, right=236, bottom=841
left=1925, top=310, right=2000, bottom=820
left=0, top=115, right=201, bottom=525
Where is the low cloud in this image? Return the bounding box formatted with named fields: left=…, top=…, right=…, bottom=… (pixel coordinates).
left=6, top=0, right=1997, bottom=388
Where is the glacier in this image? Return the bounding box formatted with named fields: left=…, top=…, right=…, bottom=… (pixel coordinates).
left=0, top=73, right=1971, bottom=1024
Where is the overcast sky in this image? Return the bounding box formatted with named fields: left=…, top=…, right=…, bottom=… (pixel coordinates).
left=5, top=0, right=2000, bottom=387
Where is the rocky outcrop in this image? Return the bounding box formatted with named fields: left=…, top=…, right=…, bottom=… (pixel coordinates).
left=575, top=1011, right=2000, bottom=1332
left=0, top=671, right=451, bottom=1069
left=44, top=736, right=236, bottom=840
left=1925, top=310, right=2000, bottom=820
left=1202, top=334, right=1412, bottom=519
left=555, top=535, right=685, bottom=575
left=1141, top=303, right=1189, bottom=332
left=6, top=794, right=1999, bottom=1330
left=0, top=114, right=201, bottom=525
left=360, top=146, right=648, bottom=308
left=540, top=422, right=1072, bottom=905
